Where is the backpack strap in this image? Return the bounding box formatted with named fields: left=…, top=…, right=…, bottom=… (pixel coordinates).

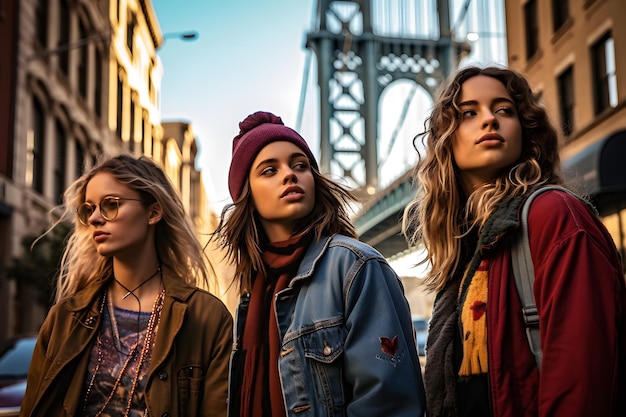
left=511, top=186, right=580, bottom=371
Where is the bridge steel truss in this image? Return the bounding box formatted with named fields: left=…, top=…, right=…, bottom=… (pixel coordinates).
left=306, top=0, right=470, bottom=257
left=306, top=0, right=470, bottom=194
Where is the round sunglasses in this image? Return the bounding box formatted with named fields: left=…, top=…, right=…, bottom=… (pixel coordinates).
left=76, top=196, right=142, bottom=226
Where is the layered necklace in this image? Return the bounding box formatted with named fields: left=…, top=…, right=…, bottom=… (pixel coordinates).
left=115, top=267, right=161, bottom=300
left=83, top=269, right=165, bottom=417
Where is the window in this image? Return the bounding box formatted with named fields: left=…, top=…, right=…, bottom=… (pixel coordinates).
left=551, top=0, right=569, bottom=33
left=126, top=14, right=135, bottom=54
left=148, top=63, right=153, bottom=104
left=116, top=73, right=123, bottom=140
left=75, top=140, right=85, bottom=178
left=151, top=132, right=159, bottom=160
left=35, top=0, right=48, bottom=47
left=557, top=66, right=574, bottom=137
left=94, top=51, right=103, bottom=119
left=129, top=94, right=136, bottom=153
left=141, top=112, right=148, bottom=155
left=78, top=20, right=88, bottom=99
left=591, top=32, right=618, bottom=115
left=31, top=99, right=45, bottom=193
left=58, top=0, right=70, bottom=75
left=524, top=0, right=539, bottom=60
left=54, top=120, right=67, bottom=204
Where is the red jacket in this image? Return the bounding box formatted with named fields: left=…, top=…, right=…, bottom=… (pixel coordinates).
left=486, top=190, right=626, bottom=416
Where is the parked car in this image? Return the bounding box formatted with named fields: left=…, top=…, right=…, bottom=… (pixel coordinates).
left=0, top=334, right=37, bottom=417
left=412, top=316, right=429, bottom=356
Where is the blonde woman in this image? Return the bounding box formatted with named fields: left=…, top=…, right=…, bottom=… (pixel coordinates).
left=20, top=155, right=233, bottom=417
left=403, top=65, right=626, bottom=416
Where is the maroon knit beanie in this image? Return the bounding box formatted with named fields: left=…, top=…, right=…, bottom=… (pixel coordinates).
left=228, top=111, right=318, bottom=201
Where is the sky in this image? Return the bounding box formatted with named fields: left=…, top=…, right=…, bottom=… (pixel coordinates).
left=150, top=0, right=507, bottom=276
left=152, top=0, right=319, bottom=212
left=151, top=0, right=507, bottom=216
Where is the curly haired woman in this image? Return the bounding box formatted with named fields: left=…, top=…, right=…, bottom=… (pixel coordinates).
left=403, top=66, right=626, bottom=417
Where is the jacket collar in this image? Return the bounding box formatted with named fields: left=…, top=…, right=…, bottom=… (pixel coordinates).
left=478, top=195, right=525, bottom=251
left=290, top=235, right=333, bottom=285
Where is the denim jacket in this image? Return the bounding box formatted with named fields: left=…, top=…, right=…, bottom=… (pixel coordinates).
left=228, top=234, right=426, bottom=417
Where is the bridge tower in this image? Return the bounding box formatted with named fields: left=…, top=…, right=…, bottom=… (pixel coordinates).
left=306, top=0, right=470, bottom=195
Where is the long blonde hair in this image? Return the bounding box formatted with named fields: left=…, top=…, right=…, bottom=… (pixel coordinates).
left=403, top=66, right=563, bottom=292
left=52, top=154, right=210, bottom=302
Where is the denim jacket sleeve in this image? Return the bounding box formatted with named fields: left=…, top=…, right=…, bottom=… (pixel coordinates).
left=338, top=238, right=426, bottom=416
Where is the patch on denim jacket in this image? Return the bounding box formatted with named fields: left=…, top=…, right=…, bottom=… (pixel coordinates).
left=376, top=335, right=405, bottom=367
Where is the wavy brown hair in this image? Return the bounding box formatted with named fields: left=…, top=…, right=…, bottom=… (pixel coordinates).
left=212, top=167, right=357, bottom=294
left=50, top=154, right=212, bottom=302
left=402, top=66, right=563, bottom=292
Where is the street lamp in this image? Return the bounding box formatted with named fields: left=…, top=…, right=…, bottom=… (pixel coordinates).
left=164, top=31, right=198, bottom=41
left=159, top=31, right=199, bottom=49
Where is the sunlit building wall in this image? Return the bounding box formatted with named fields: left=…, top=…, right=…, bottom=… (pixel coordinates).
left=109, top=2, right=229, bottom=303
left=161, top=121, right=205, bottom=228
left=108, top=0, right=163, bottom=159
left=160, top=121, right=237, bottom=310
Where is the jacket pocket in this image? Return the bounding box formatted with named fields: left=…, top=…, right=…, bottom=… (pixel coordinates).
left=302, top=325, right=347, bottom=413
left=177, top=364, right=205, bottom=416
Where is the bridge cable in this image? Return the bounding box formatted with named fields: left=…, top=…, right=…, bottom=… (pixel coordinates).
left=451, top=0, right=473, bottom=34
left=295, top=49, right=312, bottom=132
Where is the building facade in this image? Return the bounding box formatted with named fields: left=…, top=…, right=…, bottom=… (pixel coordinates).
left=1, top=0, right=114, bottom=340
left=505, top=0, right=626, bottom=263
left=0, top=0, right=217, bottom=342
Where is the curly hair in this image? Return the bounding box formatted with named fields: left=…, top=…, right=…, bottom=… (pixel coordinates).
left=51, top=154, right=211, bottom=301
left=212, top=167, right=357, bottom=294
left=402, top=65, right=563, bottom=292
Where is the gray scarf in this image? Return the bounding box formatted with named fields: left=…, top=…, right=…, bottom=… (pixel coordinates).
left=424, top=195, right=524, bottom=416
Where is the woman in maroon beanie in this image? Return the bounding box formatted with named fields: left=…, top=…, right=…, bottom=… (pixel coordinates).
left=212, top=111, right=425, bottom=417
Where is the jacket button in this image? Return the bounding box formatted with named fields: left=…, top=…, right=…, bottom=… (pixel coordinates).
left=323, top=345, right=332, bottom=356
left=158, top=370, right=168, bottom=380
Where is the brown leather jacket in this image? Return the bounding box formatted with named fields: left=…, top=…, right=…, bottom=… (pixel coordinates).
left=19, top=273, right=233, bottom=417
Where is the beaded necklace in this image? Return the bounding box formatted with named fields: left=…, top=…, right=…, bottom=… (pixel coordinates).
left=83, top=288, right=165, bottom=417
left=107, top=293, right=141, bottom=356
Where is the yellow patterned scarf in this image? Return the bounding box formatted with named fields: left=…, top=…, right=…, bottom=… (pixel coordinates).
left=458, top=258, right=490, bottom=376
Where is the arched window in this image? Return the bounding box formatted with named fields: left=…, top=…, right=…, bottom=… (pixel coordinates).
left=95, top=50, right=104, bottom=119
left=35, top=0, right=48, bottom=47
left=54, top=120, right=67, bottom=204
left=126, top=13, right=135, bottom=54
left=129, top=91, right=136, bottom=153
left=58, top=0, right=70, bottom=75
left=78, top=19, right=88, bottom=98
left=116, top=68, right=124, bottom=141
left=30, top=98, right=46, bottom=193
left=75, top=140, right=85, bottom=178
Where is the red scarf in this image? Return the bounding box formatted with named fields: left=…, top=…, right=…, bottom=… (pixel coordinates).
left=240, top=234, right=312, bottom=417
